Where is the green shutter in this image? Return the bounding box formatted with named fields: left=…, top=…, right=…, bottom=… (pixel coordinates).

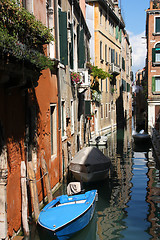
left=127, top=83, right=130, bottom=92
left=59, top=10, right=68, bottom=65
left=152, top=77, right=155, bottom=92
left=156, top=17, right=160, bottom=33
left=119, top=29, right=122, bottom=43
left=78, top=27, right=85, bottom=68
left=122, top=79, right=126, bottom=91
left=69, top=24, right=74, bottom=69
left=122, top=57, right=125, bottom=71
left=116, top=26, right=119, bottom=40
left=85, top=101, right=91, bottom=115
left=152, top=48, right=155, bottom=63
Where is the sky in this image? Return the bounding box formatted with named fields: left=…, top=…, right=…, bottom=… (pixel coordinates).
left=120, top=0, right=150, bottom=78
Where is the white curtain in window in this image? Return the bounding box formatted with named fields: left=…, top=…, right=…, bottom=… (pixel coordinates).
left=156, top=52, right=160, bottom=62
left=155, top=78, right=160, bottom=91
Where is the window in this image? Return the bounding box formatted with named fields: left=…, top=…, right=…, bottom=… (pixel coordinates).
left=109, top=18, right=114, bottom=36
left=101, top=104, right=104, bottom=118
left=58, top=0, right=61, bottom=7
left=116, top=52, right=118, bottom=65
left=152, top=76, right=160, bottom=92
left=61, top=101, right=66, bottom=138
left=127, top=83, right=130, bottom=92
left=109, top=103, right=111, bottom=118
left=71, top=100, right=74, bottom=134
left=105, top=44, right=107, bottom=63
left=100, top=8, right=102, bottom=25
left=111, top=49, right=115, bottom=64
left=77, top=26, right=85, bottom=68
left=105, top=103, right=108, bottom=118
left=59, top=9, right=68, bottom=65
left=155, top=17, right=160, bottom=33
left=116, top=26, right=119, bottom=40
left=122, top=57, right=125, bottom=71
left=152, top=43, right=160, bottom=64
left=122, top=79, right=126, bottom=91
left=100, top=41, right=103, bottom=61
left=50, top=104, right=57, bottom=156
left=109, top=48, right=111, bottom=63
left=22, top=0, right=26, bottom=8
left=22, top=0, right=33, bottom=12
left=106, top=78, right=108, bottom=92
left=105, top=15, right=107, bottom=30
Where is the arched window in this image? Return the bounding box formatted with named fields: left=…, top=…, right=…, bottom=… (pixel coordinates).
left=155, top=43, right=160, bottom=48
left=152, top=43, right=160, bottom=63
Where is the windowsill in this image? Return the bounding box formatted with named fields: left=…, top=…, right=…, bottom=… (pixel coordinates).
left=152, top=91, right=160, bottom=95
left=153, top=62, right=160, bottom=66
left=153, top=32, right=160, bottom=36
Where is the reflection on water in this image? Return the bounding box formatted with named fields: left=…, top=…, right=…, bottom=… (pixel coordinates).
left=32, top=122, right=160, bottom=240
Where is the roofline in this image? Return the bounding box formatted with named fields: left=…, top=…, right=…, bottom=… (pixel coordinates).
left=86, top=0, right=125, bottom=29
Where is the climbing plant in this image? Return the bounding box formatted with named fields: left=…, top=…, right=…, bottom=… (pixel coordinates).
left=0, top=0, right=55, bottom=71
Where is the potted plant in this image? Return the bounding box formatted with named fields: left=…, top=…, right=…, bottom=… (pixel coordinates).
left=71, top=72, right=82, bottom=85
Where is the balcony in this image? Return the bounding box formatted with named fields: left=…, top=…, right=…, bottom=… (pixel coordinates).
left=109, top=63, right=120, bottom=76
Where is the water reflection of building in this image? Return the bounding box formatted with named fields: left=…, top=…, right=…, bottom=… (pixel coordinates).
left=146, top=151, right=160, bottom=239
left=96, top=123, right=133, bottom=239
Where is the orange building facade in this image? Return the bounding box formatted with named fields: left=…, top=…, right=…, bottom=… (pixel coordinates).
left=0, top=0, right=62, bottom=238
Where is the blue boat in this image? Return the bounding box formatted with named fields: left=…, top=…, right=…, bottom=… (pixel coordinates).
left=38, top=190, right=98, bottom=240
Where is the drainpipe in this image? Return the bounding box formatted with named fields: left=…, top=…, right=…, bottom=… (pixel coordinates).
left=0, top=146, right=8, bottom=240
left=54, top=0, right=62, bottom=180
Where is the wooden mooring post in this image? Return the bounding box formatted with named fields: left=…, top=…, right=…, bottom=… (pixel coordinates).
left=21, top=161, right=29, bottom=236
left=41, top=156, right=52, bottom=203
left=27, top=161, right=39, bottom=221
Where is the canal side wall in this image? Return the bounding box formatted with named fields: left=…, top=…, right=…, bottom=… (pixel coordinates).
left=151, top=128, right=160, bottom=167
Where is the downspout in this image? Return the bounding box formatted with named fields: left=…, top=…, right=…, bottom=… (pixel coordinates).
left=54, top=0, right=62, bottom=180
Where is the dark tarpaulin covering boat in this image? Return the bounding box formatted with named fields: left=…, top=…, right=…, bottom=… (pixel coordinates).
left=69, top=147, right=111, bottom=182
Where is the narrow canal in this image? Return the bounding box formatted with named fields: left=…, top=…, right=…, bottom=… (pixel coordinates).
left=33, top=122, right=160, bottom=240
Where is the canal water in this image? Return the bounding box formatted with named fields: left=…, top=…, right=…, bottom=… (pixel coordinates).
left=32, top=123, right=160, bottom=240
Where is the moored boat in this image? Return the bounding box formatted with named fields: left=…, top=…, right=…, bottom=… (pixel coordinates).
left=69, top=147, right=111, bottom=182
left=89, top=135, right=108, bottom=147
left=38, top=189, right=98, bottom=240
left=132, top=130, right=151, bottom=145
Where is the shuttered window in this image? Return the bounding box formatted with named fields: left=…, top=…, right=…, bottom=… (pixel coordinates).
left=155, top=17, right=160, bottom=33
left=152, top=48, right=160, bottom=63
left=69, top=24, right=74, bottom=69
left=116, top=26, right=119, bottom=40
left=77, top=26, right=85, bottom=68
left=119, top=29, right=122, bottom=43
left=152, top=76, right=160, bottom=92
left=59, top=9, right=68, bottom=65
left=122, top=57, right=125, bottom=71
left=85, top=101, right=91, bottom=116
left=50, top=105, right=57, bottom=156
left=100, top=41, right=103, bottom=60
left=122, top=79, right=126, bottom=91
left=105, top=44, right=107, bottom=63
left=127, top=83, right=130, bottom=92
left=111, top=49, right=115, bottom=64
